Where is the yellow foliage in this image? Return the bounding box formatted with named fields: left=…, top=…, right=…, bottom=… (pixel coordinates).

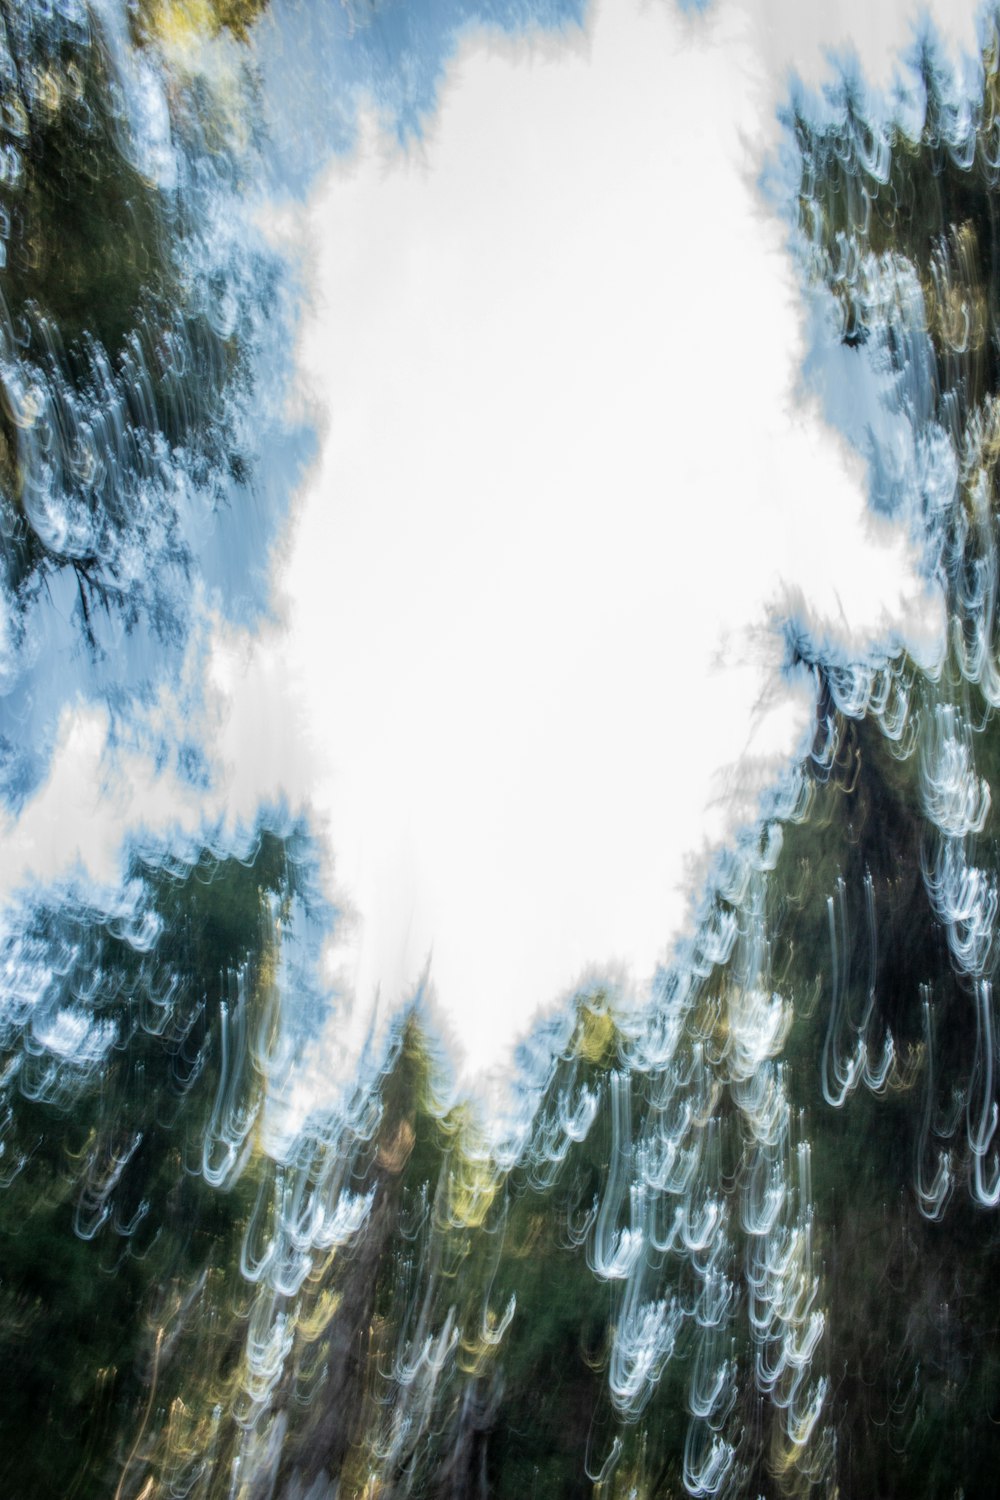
left=445, top=1150, right=499, bottom=1230
left=574, top=994, right=617, bottom=1064
left=138, top=0, right=268, bottom=45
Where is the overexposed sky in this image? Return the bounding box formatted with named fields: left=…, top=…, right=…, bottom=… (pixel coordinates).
left=5, top=0, right=983, bottom=1097
left=278, top=0, right=956, bottom=1083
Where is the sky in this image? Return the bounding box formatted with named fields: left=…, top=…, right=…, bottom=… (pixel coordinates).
left=276, top=0, right=961, bottom=1087
left=1, top=0, right=986, bottom=1103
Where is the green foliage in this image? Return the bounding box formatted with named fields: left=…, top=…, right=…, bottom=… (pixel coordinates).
left=0, top=0, right=262, bottom=612
left=0, top=831, right=298, bottom=1498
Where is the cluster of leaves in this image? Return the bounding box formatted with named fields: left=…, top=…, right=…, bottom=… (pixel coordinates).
left=770, top=669, right=1000, bottom=1499
left=6, top=733, right=1000, bottom=1500
left=0, top=0, right=269, bottom=621
left=129, top=0, right=271, bottom=47
left=0, top=829, right=299, bottom=1499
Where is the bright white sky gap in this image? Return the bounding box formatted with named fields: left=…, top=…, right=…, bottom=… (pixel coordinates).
left=3, top=0, right=982, bottom=1099
left=279, top=0, right=961, bottom=1085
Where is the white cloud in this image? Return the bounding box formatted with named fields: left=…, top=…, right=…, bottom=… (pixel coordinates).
left=275, top=0, right=951, bottom=1085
